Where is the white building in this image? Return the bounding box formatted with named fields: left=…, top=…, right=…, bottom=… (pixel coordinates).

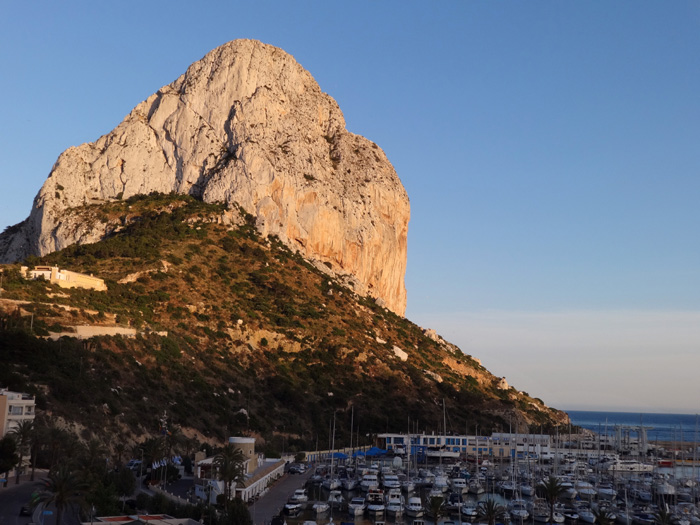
left=0, top=388, right=36, bottom=437
left=194, top=437, right=285, bottom=503
left=379, top=431, right=554, bottom=460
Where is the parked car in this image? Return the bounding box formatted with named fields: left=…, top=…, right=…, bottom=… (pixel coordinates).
left=20, top=505, right=32, bottom=516
left=126, top=459, right=142, bottom=472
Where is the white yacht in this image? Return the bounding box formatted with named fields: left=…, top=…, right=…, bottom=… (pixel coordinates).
left=341, top=477, right=358, bottom=491
left=366, top=488, right=385, bottom=515
left=385, top=489, right=404, bottom=517
left=468, top=479, right=485, bottom=495
left=433, top=473, right=450, bottom=493
left=451, top=476, right=469, bottom=494
left=508, top=499, right=530, bottom=522
left=382, top=473, right=401, bottom=490
left=348, top=496, right=367, bottom=517
left=461, top=503, right=479, bottom=521
left=405, top=496, right=424, bottom=518
left=312, top=501, right=329, bottom=515
left=360, top=473, right=380, bottom=492
left=328, top=489, right=343, bottom=508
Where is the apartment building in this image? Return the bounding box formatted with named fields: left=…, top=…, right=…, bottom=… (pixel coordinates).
left=0, top=388, right=36, bottom=437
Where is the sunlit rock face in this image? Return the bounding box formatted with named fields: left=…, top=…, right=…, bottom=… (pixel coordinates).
left=0, top=39, right=409, bottom=315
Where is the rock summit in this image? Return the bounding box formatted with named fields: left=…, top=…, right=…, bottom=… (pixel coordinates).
left=0, top=39, right=410, bottom=315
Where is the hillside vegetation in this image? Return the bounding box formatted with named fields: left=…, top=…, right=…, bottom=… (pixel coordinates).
left=0, top=193, right=567, bottom=452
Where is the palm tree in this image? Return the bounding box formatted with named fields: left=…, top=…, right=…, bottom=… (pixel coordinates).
left=653, top=506, right=672, bottom=525
left=140, top=437, right=165, bottom=485
left=113, top=442, right=126, bottom=469
left=41, top=422, right=76, bottom=474
left=213, top=444, right=247, bottom=502
left=427, top=495, right=444, bottom=523
left=540, top=475, right=565, bottom=524
left=37, top=465, right=90, bottom=525
left=81, top=438, right=108, bottom=476
left=593, top=507, right=616, bottom=525
left=183, top=436, right=200, bottom=457
left=478, top=499, right=507, bottom=525
left=9, top=419, right=34, bottom=484
left=165, top=426, right=184, bottom=458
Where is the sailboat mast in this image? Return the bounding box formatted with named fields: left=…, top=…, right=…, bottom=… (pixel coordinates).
left=350, top=406, right=354, bottom=451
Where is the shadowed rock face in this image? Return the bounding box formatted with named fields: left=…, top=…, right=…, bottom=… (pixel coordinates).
left=0, top=39, right=410, bottom=315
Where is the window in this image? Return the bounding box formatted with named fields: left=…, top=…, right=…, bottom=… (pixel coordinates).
left=9, top=406, right=23, bottom=415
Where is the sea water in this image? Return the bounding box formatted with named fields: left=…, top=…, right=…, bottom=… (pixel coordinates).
left=567, top=410, right=700, bottom=444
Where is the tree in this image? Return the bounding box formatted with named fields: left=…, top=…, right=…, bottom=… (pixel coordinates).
left=593, top=508, right=616, bottom=525
left=81, top=438, right=109, bottom=477
left=478, top=499, right=507, bottom=525
left=9, top=419, right=34, bottom=484
left=165, top=426, right=184, bottom=458
left=654, top=506, right=672, bottom=525
left=183, top=436, right=200, bottom=457
left=87, top=479, right=120, bottom=518
left=427, top=495, right=444, bottom=523
left=213, top=445, right=247, bottom=502
left=37, top=465, right=90, bottom=525
left=140, top=437, right=165, bottom=484
left=115, top=468, right=136, bottom=510
left=222, top=497, right=253, bottom=525
left=539, top=476, right=565, bottom=524
left=0, top=435, right=19, bottom=487
left=38, top=420, right=79, bottom=474
left=113, top=442, right=126, bottom=469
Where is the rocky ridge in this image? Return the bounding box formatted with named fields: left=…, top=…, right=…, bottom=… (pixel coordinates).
left=0, top=195, right=569, bottom=442
left=0, top=39, right=409, bottom=315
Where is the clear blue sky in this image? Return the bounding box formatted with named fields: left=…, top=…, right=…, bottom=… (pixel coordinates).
left=1, top=2, right=699, bottom=413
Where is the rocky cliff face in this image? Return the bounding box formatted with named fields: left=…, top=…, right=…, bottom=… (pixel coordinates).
left=0, top=39, right=409, bottom=315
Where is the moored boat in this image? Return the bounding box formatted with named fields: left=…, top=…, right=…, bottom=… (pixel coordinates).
left=405, top=496, right=424, bottom=518
left=367, top=488, right=386, bottom=515
left=348, top=496, right=367, bottom=517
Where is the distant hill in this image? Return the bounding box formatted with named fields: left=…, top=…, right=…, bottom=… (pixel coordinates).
left=0, top=194, right=568, bottom=452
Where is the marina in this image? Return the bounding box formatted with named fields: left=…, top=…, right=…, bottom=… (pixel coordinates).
left=269, top=426, right=700, bottom=525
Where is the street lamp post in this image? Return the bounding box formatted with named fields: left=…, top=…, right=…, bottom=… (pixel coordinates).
left=206, top=484, right=213, bottom=525
left=137, top=447, right=144, bottom=489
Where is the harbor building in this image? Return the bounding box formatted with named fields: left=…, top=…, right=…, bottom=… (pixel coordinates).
left=194, top=436, right=285, bottom=504
left=378, top=432, right=554, bottom=461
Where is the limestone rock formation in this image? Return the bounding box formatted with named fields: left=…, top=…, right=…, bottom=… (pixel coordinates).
left=0, top=39, right=410, bottom=315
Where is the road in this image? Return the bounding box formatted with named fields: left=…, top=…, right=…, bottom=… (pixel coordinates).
left=0, top=472, right=82, bottom=525
left=248, top=470, right=312, bottom=525
left=0, top=479, right=40, bottom=525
